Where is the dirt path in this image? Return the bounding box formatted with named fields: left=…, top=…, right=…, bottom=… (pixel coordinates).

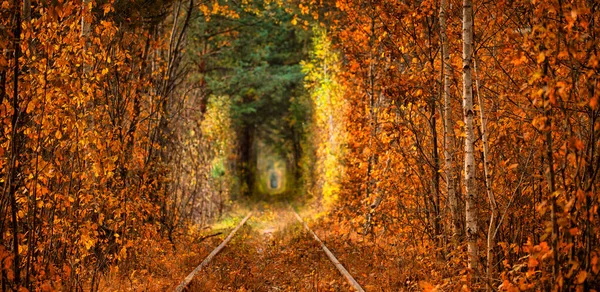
left=187, top=207, right=352, bottom=291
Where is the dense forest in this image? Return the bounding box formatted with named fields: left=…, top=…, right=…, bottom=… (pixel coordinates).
left=1, top=0, right=599, bottom=291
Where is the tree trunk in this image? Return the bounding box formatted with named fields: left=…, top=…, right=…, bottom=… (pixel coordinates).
left=239, top=122, right=255, bottom=196
left=474, top=55, right=498, bottom=288
left=363, top=15, right=377, bottom=235
left=22, top=0, right=30, bottom=21
left=542, top=58, right=559, bottom=284
left=462, top=0, right=478, bottom=275
left=440, top=0, right=460, bottom=246
left=7, top=1, right=23, bottom=287
left=81, top=0, right=90, bottom=74
left=430, top=76, right=441, bottom=248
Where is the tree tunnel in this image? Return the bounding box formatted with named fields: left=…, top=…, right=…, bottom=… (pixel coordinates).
left=188, top=1, right=310, bottom=201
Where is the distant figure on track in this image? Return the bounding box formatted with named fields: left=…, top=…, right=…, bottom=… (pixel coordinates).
left=269, top=171, right=279, bottom=189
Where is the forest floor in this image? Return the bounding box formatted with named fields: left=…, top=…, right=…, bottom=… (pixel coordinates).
left=183, top=202, right=423, bottom=291
left=187, top=204, right=353, bottom=291
left=102, top=202, right=446, bottom=291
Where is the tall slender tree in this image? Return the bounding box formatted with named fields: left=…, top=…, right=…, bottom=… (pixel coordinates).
left=439, top=0, right=460, bottom=244
left=462, top=0, right=478, bottom=274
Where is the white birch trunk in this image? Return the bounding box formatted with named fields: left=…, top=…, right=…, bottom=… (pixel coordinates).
left=81, top=0, right=91, bottom=76
left=462, top=0, right=478, bottom=273
left=81, top=0, right=90, bottom=38
left=439, top=0, right=459, bottom=245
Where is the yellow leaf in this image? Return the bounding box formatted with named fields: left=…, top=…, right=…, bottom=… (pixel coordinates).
left=363, top=147, right=371, bottom=156
left=83, top=238, right=94, bottom=250
left=537, top=52, right=546, bottom=64
left=26, top=101, right=36, bottom=114
left=576, top=270, right=587, bottom=284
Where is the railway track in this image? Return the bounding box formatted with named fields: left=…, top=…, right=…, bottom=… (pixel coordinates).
left=175, top=208, right=365, bottom=291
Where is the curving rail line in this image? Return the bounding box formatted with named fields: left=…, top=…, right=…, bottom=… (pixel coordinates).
left=175, top=212, right=253, bottom=292
left=292, top=209, right=365, bottom=292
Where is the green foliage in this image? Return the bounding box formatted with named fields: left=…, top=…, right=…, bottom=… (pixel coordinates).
left=211, top=159, right=226, bottom=179
left=187, top=0, right=312, bottom=197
